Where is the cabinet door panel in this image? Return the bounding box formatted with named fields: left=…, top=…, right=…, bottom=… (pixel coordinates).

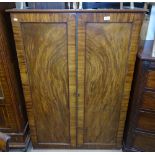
left=77, top=13, right=143, bottom=148
left=21, top=23, right=69, bottom=143
left=11, top=13, right=76, bottom=148
left=85, top=23, right=131, bottom=143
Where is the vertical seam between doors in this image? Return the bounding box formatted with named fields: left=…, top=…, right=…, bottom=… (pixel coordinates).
left=75, top=13, right=79, bottom=147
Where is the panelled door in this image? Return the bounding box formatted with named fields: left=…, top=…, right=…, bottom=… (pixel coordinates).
left=11, top=13, right=77, bottom=148
left=77, top=13, right=143, bottom=148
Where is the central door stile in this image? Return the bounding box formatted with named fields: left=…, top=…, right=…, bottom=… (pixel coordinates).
left=77, top=13, right=85, bottom=147
left=67, top=13, right=77, bottom=148
left=75, top=13, right=79, bottom=147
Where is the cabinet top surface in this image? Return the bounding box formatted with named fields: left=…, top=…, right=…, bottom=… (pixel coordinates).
left=6, top=8, right=146, bottom=13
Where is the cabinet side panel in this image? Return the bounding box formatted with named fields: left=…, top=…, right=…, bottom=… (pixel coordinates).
left=84, top=23, right=132, bottom=144
left=21, top=23, right=70, bottom=143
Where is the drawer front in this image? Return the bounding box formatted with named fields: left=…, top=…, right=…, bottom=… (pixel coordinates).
left=137, top=111, right=155, bottom=132
left=133, top=132, right=155, bottom=151
left=146, top=71, right=155, bottom=89
left=141, top=91, right=155, bottom=111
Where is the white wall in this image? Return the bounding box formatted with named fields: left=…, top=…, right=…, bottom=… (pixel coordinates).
left=146, top=5, right=155, bottom=40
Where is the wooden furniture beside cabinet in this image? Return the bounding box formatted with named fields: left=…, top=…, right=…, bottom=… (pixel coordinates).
left=153, top=39, right=155, bottom=56
left=0, top=3, right=29, bottom=151
left=8, top=9, right=145, bottom=149
left=0, top=132, right=10, bottom=152
left=123, top=40, right=155, bottom=152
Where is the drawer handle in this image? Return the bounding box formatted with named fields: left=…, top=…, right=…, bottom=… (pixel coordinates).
left=0, top=85, right=4, bottom=100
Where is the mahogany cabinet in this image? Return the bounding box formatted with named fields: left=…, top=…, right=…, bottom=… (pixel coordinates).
left=8, top=9, right=144, bottom=149
left=0, top=3, right=29, bottom=150
left=123, top=40, right=155, bottom=152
